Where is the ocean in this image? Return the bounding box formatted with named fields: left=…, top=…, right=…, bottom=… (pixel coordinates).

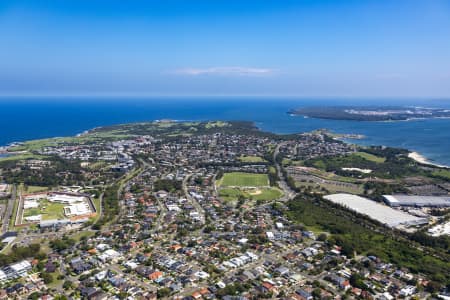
left=1, top=97, right=450, bottom=166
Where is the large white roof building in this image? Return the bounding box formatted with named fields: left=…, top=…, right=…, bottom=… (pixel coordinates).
left=324, top=194, right=428, bottom=228
left=383, top=195, right=450, bottom=207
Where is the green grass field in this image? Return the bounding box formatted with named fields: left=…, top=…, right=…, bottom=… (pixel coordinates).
left=23, top=199, right=66, bottom=221
left=219, top=187, right=283, bottom=202
left=295, top=181, right=364, bottom=194
left=90, top=197, right=101, bottom=223
left=218, top=172, right=269, bottom=187
left=432, top=169, right=450, bottom=180
left=25, top=186, right=49, bottom=193
left=0, top=153, right=47, bottom=162
left=354, top=151, right=386, bottom=163
left=239, top=155, right=266, bottom=163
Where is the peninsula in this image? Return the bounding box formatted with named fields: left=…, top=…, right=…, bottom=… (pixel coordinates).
left=289, top=106, right=450, bottom=121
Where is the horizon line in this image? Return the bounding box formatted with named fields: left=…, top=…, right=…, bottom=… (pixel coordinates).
left=0, top=93, right=449, bottom=100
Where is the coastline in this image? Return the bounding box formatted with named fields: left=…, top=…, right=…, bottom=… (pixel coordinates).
left=408, top=151, right=448, bottom=168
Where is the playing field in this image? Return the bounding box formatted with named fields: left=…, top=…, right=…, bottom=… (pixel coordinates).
left=218, top=172, right=269, bottom=187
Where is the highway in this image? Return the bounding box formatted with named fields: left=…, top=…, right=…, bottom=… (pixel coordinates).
left=273, top=143, right=296, bottom=202
left=2, top=184, right=16, bottom=234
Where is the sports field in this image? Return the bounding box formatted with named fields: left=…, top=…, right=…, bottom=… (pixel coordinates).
left=218, top=172, right=269, bottom=187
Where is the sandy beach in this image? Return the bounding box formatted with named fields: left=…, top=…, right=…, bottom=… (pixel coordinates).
left=408, top=151, right=448, bottom=168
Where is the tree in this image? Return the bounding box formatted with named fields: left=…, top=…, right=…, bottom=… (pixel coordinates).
left=28, top=292, right=41, bottom=300
left=41, top=272, right=53, bottom=284
left=317, top=233, right=327, bottom=241
left=312, top=288, right=322, bottom=299
left=426, top=281, right=442, bottom=293
left=350, top=274, right=367, bottom=290
left=63, top=280, right=73, bottom=290
left=157, top=287, right=171, bottom=298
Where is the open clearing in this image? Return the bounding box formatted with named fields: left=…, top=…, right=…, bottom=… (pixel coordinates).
left=353, top=151, right=386, bottom=163
left=219, top=187, right=283, bottom=202
left=218, top=172, right=269, bottom=187
left=432, top=169, right=450, bottom=180
left=295, top=180, right=364, bottom=195
left=25, top=186, right=49, bottom=193
left=239, top=155, right=266, bottom=163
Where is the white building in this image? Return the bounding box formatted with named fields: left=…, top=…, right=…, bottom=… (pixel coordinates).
left=24, top=215, right=42, bottom=222
left=24, top=194, right=46, bottom=201
left=64, top=203, right=91, bottom=216
left=10, top=260, right=32, bottom=277
left=48, top=193, right=86, bottom=204
left=23, top=200, right=40, bottom=209
left=194, top=271, right=210, bottom=279
left=324, top=194, right=428, bottom=228
left=399, top=286, right=416, bottom=297
left=98, top=249, right=121, bottom=262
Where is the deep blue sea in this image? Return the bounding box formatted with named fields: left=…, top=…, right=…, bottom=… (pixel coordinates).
left=1, top=97, right=450, bottom=166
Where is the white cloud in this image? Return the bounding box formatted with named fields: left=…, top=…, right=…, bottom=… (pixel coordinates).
left=173, top=66, right=274, bottom=76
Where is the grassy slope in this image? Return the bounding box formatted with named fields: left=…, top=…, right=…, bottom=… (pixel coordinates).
left=354, top=151, right=386, bottom=163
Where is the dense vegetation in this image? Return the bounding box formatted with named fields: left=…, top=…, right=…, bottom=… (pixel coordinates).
left=50, top=236, right=76, bottom=252
left=97, top=184, right=120, bottom=225
left=0, top=244, right=42, bottom=267
left=0, top=156, right=85, bottom=186
left=153, top=179, right=182, bottom=192
left=363, top=181, right=408, bottom=201
left=286, top=194, right=450, bottom=285
left=304, top=148, right=423, bottom=178
left=89, top=121, right=277, bottom=139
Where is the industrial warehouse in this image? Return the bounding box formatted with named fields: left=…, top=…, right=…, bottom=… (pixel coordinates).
left=324, top=194, right=428, bottom=229
left=383, top=195, right=450, bottom=207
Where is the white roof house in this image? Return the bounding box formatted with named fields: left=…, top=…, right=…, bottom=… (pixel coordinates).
left=98, top=249, right=121, bottom=262
left=10, top=260, right=32, bottom=276
left=0, top=270, right=7, bottom=282
left=96, top=243, right=110, bottom=252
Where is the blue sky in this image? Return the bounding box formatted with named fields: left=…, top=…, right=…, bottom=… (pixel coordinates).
left=1, top=0, right=449, bottom=97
